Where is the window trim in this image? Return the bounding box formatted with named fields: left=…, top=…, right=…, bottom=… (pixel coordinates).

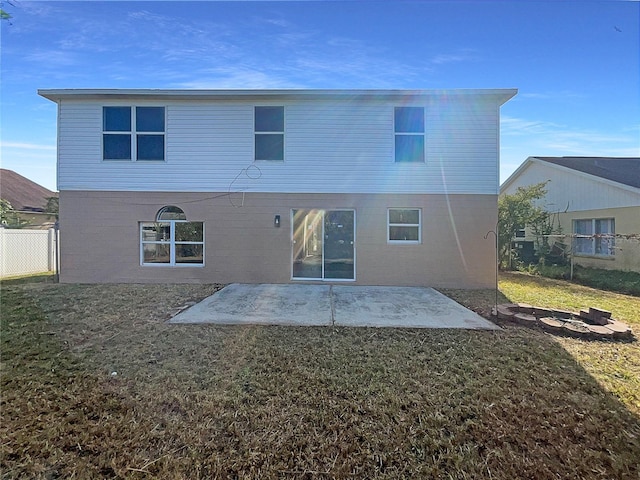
left=393, top=106, right=426, bottom=163
left=103, top=106, right=166, bottom=162
left=254, top=105, right=285, bottom=162
left=140, top=207, right=204, bottom=267
left=573, top=217, right=615, bottom=257
left=387, top=208, right=422, bottom=244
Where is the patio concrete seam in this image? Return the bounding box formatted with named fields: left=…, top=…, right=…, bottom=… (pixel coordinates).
left=168, top=283, right=499, bottom=330
left=329, top=285, right=336, bottom=326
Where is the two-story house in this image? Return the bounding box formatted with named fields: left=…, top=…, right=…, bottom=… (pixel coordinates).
left=38, top=88, right=516, bottom=287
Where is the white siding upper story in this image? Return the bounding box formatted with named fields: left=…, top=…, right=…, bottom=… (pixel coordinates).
left=500, top=158, right=640, bottom=212
left=39, top=89, right=516, bottom=195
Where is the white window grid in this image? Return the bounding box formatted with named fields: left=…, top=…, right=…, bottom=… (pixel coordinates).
left=140, top=220, right=204, bottom=267
left=102, top=106, right=166, bottom=162
left=393, top=106, right=426, bottom=163
left=254, top=105, right=285, bottom=161
left=573, top=218, right=615, bottom=257
left=387, top=208, right=422, bottom=244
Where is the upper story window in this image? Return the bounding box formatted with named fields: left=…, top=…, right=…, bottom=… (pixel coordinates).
left=140, top=206, right=204, bottom=266
left=574, top=218, right=615, bottom=257
left=394, top=107, right=425, bottom=163
left=388, top=208, right=421, bottom=243
left=255, top=106, right=284, bottom=161
left=103, top=106, right=165, bottom=161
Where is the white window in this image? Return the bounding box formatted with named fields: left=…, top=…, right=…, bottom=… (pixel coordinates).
left=394, top=107, right=425, bottom=163
left=140, top=206, right=204, bottom=266
left=255, top=106, right=284, bottom=161
left=103, top=106, right=165, bottom=161
left=388, top=208, right=421, bottom=243
left=573, top=218, right=615, bottom=256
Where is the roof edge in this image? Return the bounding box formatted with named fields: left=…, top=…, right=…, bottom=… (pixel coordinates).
left=38, top=88, right=517, bottom=104
left=500, top=156, right=640, bottom=194
left=499, top=156, right=536, bottom=193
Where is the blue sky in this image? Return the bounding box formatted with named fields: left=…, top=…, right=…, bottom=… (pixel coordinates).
left=1, top=0, right=639, bottom=192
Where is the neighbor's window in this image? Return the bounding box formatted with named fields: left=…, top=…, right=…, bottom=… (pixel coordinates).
left=255, top=106, right=284, bottom=161
left=388, top=208, right=421, bottom=243
left=103, top=106, right=165, bottom=161
left=140, top=206, right=204, bottom=266
left=394, top=107, right=425, bottom=163
left=573, top=218, right=615, bottom=257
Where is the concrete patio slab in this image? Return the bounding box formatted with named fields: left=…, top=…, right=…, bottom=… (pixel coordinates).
left=170, top=283, right=333, bottom=326
left=332, top=286, right=499, bottom=329
left=170, top=283, right=499, bottom=330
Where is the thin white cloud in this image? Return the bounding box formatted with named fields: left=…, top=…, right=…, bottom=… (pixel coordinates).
left=252, top=15, right=292, bottom=29
left=430, top=52, right=478, bottom=65
left=622, top=124, right=640, bottom=133
left=519, top=93, right=554, bottom=100
left=501, top=116, right=564, bottom=135
left=2, top=142, right=56, bottom=151
left=519, top=91, right=587, bottom=100
left=8, top=3, right=438, bottom=90
left=502, top=116, right=638, bottom=148
left=174, top=66, right=302, bottom=89
left=500, top=115, right=640, bottom=183
left=25, top=50, right=79, bottom=67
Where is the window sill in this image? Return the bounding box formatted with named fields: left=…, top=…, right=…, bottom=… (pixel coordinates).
left=103, top=159, right=167, bottom=163
left=141, top=264, right=205, bottom=267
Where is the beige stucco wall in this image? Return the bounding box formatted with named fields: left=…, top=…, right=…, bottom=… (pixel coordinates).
left=558, top=206, right=640, bottom=272
left=58, top=191, right=497, bottom=288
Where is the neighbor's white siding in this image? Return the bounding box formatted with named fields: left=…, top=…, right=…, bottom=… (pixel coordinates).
left=501, top=161, right=640, bottom=212
left=57, top=96, right=501, bottom=195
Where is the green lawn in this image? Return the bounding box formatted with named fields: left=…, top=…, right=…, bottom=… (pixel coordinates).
left=1, top=275, right=639, bottom=479
left=498, top=271, right=640, bottom=414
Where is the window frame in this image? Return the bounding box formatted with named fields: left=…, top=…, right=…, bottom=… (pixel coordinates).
left=387, top=208, right=422, bottom=244
left=573, top=217, right=615, bottom=257
left=254, top=106, right=285, bottom=161
left=394, top=106, right=426, bottom=163
left=140, top=206, right=204, bottom=267
left=103, top=106, right=166, bottom=162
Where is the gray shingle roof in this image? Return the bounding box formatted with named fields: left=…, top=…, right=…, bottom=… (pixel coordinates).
left=0, top=169, right=56, bottom=211
left=534, top=157, right=640, bottom=189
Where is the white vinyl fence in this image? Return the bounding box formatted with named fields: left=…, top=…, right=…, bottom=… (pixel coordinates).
left=0, top=228, right=58, bottom=278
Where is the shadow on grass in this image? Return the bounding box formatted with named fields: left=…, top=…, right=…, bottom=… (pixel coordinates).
left=0, top=272, right=56, bottom=286
left=2, top=283, right=640, bottom=479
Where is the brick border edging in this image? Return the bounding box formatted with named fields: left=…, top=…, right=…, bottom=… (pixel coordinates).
left=493, top=303, right=634, bottom=340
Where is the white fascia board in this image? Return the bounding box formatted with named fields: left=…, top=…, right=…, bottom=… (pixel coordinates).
left=500, top=156, right=640, bottom=196
left=38, top=88, right=517, bottom=104
left=499, top=156, right=536, bottom=194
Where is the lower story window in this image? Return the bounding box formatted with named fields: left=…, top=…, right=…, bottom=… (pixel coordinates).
left=388, top=208, right=421, bottom=243
left=140, top=206, right=204, bottom=266
left=574, top=218, right=615, bottom=257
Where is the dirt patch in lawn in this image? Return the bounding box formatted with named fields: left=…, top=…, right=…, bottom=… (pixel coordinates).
left=2, top=281, right=640, bottom=479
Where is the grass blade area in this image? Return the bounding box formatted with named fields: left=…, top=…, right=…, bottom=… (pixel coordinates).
left=1, top=278, right=639, bottom=479
left=497, top=271, right=640, bottom=417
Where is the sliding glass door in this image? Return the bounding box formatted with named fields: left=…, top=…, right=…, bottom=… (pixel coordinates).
left=292, top=209, right=355, bottom=280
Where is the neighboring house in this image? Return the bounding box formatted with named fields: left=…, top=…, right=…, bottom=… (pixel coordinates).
left=500, top=156, right=640, bottom=272
left=0, top=169, right=57, bottom=228
left=38, top=88, right=516, bottom=287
